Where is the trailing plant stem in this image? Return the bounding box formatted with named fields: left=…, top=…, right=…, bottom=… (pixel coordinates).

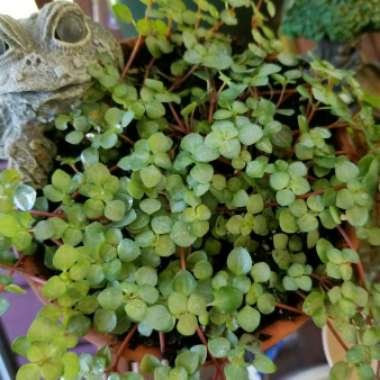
left=122, top=35, right=144, bottom=78
left=336, top=225, right=366, bottom=288
left=111, top=324, right=138, bottom=371
left=170, top=65, right=199, bottom=91
left=179, top=247, right=186, bottom=270
left=327, top=320, right=349, bottom=352
left=168, top=104, right=188, bottom=132
left=30, top=210, right=64, bottom=219
left=159, top=332, right=165, bottom=354
left=196, top=327, right=225, bottom=380
left=276, top=303, right=305, bottom=315
left=0, top=262, right=46, bottom=285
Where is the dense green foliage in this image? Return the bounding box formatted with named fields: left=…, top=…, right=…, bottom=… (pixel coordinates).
left=281, top=0, right=380, bottom=42
left=0, top=0, right=380, bottom=379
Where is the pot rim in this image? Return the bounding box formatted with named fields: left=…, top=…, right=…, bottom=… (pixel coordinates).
left=321, top=326, right=333, bottom=367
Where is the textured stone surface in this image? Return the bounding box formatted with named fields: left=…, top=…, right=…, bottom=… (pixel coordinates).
left=0, top=1, right=123, bottom=187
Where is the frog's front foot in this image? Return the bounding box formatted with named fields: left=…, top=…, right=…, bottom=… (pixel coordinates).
left=7, top=133, right=57, bottom=188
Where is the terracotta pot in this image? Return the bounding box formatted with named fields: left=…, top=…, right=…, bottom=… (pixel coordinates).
left=322, top=325, right=377, bottom=380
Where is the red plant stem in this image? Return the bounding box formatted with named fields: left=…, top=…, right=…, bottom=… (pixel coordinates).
left=179, top=247, right=186, bottom=270
left=144, top=56, right=156, bottom=81
left=0, top=263, right=46, bottom=285
left=276, top=303, right=305, bottom=315
left=168, top=104, right=187, bottom=132
left=311, top=273, right=333, bottom=289
left=326, top=121, right=349, bottom=130
left=208, top=96, right=217, bottom=123
left=30, top=210, right=64, bottom=219
left=327, top=320, right=349, bottom=352
left=212, top=370, right=219, bottom=380
left=276, top=85, right=286, bottom=107
left=296, top=184, right=345, bottom=200
left=196, top=326, right=208, bottom=348
left=196, top=328, right=225, bottom=380
left=120, top=134, right=135, bottom=145
left=256, top=88, right=298, bottom=97
left=170, top=65, right=199, bottom=91
left=208, top=21, right=224, bottom=35
left=122, top=35, right=144, bottom=78
left=159, top=332, right=165, bottom=354
left=111, top=324, right=138, bottom=370
left=296, top=189, right=325, bottom=199
left=70, top=164, right=79, bottom=173
left=208, top=81, right=218, bottom=124
left=296, top=291, right=306, bottom=300
left=336, top=225, right=366, bottom=289
left=336, top=225, right=358, bottom=250
left=307, top=102, right=319, bottom=123
left=169, top=123, right=187, bottom=134
left=213, top=366, right=225, bottom=380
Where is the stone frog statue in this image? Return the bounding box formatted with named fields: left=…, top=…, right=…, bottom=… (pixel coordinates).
left=0, top=1, right=123, bottom=187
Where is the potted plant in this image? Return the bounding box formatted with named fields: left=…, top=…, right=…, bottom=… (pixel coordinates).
left=280, top=0, right=380, bottom=70
left=1, top=1, right=380, bottom=379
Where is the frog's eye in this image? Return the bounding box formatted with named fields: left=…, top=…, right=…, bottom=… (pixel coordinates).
left=0, top=39, right=9, bottom=56
left=54, top=12, right=87, bottom=44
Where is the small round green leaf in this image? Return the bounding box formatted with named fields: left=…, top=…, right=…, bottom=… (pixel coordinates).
left=208, top=337, right=231, bottom=358
left=236, top=305, right=261, bottom=332
left=227, top=247, right=252, bottom=275
left=94, top=309, right=117, bottom=333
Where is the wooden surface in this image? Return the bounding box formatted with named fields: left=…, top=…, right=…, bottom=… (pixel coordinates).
left=75, top=0, right=93, bottom=16
left=35, top=0, right=52, bottom=8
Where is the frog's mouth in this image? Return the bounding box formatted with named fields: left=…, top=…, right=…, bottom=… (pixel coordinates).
left=52, top=81, right=92, bottom=97
left=16, top=81, right=92, bottom=99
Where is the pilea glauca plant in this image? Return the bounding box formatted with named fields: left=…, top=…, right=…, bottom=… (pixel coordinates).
left=1, top=1, right=380, bottom=379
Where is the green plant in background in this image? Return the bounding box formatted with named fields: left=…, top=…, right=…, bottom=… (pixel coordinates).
left=0, top=0, right=380, bottom=379
left=281, top=0, right=380, bottom=43
left=281, top=0, right=380, bottom=71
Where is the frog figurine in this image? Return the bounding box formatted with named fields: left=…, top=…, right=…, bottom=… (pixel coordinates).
left=0, top=1, right=123, bottom=187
